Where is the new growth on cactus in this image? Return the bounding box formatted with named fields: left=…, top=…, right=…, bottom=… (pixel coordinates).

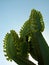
left=3, top=9, right=49, bottom=65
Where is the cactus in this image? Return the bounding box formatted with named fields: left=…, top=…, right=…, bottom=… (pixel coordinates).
left=3, top=9, right=49, bottom=65
left=3, top=30, right=35, bottom=65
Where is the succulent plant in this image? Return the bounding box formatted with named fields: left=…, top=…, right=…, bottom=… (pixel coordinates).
left=3, top=9, right=49, bottom=65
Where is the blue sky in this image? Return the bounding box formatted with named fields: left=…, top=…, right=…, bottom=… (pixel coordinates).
left=0, top=0, right=49, bottom=65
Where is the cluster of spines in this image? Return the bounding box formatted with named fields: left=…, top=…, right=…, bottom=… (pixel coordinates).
left=3, top=30, right=20, bottom=61
left=20, top=9, right=45, bottom=39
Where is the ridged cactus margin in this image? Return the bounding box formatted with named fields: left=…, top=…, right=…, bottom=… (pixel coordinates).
left=3, top=9, right=49, bottom=65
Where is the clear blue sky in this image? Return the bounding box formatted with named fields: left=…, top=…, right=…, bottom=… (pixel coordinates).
left=0, top=0, right=49, bottom=65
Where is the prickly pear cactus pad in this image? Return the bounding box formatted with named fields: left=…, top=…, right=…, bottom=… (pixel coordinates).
left=3, top=9, right=49, bottom=65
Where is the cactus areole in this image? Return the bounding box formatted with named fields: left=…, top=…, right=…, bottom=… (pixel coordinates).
left=3, top=9, right=49, bottom=65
